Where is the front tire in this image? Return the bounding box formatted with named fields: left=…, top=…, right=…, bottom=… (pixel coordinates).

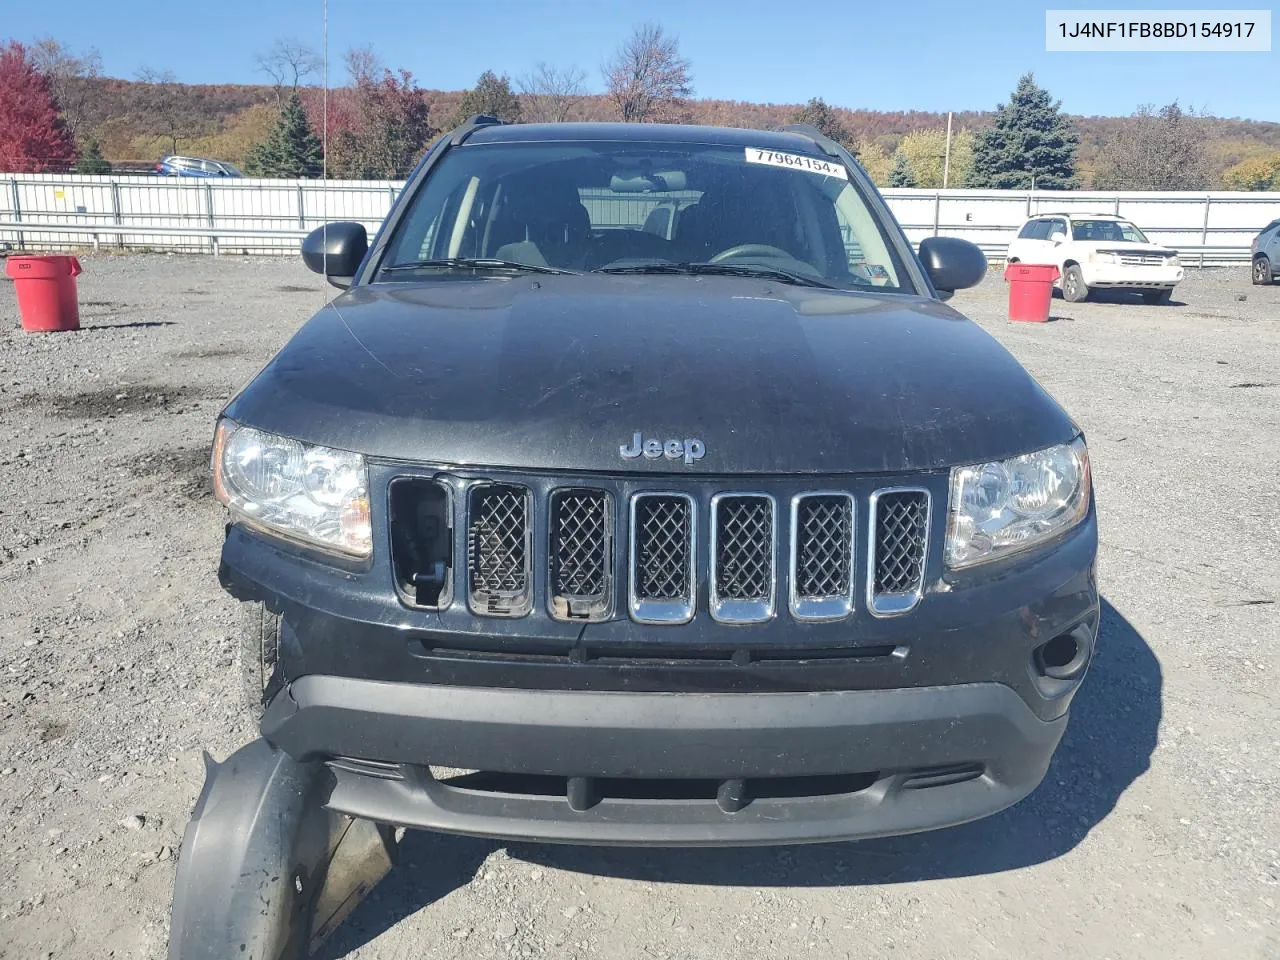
left=1062, top=264, right=1089, bottom=302
left=238, top=602, right=281, bottom=721
left=1254, top=255, right=1273, bottom=285
left=1142, top=289, right=1173, bottom=305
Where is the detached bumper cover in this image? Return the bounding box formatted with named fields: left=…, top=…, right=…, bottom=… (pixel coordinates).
left=263, top=678, right=1068, bottom=845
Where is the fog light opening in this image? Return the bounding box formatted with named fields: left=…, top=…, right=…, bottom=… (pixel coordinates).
left=1035, top=632, right=1086, bottom=680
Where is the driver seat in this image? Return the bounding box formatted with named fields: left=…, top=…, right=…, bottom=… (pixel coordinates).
left=675, top=186, right=793, bottom=262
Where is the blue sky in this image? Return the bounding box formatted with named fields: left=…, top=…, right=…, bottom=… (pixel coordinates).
left=6, top=0, right=1277, bottom=120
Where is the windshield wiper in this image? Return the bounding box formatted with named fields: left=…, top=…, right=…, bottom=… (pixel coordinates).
left=594, top=261, right=839, bottom=289
left=380, top=257, right=578, bottom=276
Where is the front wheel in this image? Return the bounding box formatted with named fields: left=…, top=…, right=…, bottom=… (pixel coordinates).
left=1062, top=264, right=1089, bottom=302
left=1254, top=256, right=1273, bottom=285
left=1141, top=289, right=1173, bottom=305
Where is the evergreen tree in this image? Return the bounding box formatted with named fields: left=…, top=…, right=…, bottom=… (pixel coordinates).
left=790, top=97, right=850, bottom=146
left=74, top=135, right=111, bottom=174
left=887, top=151, right=917, bottom=187
left=245, top=90, right=323, bottom=178
left=452, top=70, right=522, bottom=126
left=968, top=73, right=1078, bottom=189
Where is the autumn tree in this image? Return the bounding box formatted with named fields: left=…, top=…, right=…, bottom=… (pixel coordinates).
left=852, top=138, right=892, bottom=185
left=29, top=36, right=101, bottom=141
left=452, top=70, right=522, bottom=125
left=1221, top=153, right=1280, bottom=191
left=518, top=63, right=586, bottom=123
left=790, top=97, right=851, bottom=145
left=603, top=24, right=693, bottom=123
left=969, top=73, right=1078, bottom=189
left=330, top=49, right=432, bottom=179
left=255, top=38, right=322, bottom=108
left=897, top=128, right=974, bottom=188
left=134, top=67, right=205, bottom=154
left=0, top=42, right=77, bottom=172
left=1093, top=102, right=1212, bottom=190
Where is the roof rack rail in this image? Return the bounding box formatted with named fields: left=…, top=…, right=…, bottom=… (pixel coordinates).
left=778, top=122, right=843, bottom=159
left=450, top=114, right=504, bottom=146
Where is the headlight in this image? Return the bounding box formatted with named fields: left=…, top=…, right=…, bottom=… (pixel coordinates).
left=1092, top=252, right=1118, bottom=264
left=212, top=419, right=372, bottom=558
left=944, top=439, right=1090, bottom=570
left=1168, top=254, right=1180, bottom=266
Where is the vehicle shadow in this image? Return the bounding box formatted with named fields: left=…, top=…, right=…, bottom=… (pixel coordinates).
left=319, top=597, right=1159, bottom=956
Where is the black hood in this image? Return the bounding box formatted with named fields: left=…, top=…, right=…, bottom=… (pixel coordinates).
left=224, top=275, right=1077, bottom=475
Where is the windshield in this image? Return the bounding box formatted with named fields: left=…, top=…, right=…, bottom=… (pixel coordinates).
left=378, top=140, right=912, bottom=293
left=1071, top=219, right=1149, bottom=243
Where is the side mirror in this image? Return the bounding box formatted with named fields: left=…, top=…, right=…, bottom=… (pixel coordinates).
left=918, top=237, right=987, bottom=294
left=1049, top=232, right=1067, bottom=244
left=301, top=222, right=368, bottom=289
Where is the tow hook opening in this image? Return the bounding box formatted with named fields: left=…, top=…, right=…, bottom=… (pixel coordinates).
left=1034, top=630, right=1089, bottom=681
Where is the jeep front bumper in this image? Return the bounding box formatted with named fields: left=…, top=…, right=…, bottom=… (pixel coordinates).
left=262, top=677, right=1068, bottom=846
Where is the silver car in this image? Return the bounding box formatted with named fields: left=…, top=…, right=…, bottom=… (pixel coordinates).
left=1252, top=218, right=1280, bottom=285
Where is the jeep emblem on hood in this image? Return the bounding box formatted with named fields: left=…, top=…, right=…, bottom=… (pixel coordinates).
left=620, top=432, right=706, bottom=465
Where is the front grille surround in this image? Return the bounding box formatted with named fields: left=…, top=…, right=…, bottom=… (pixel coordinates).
left=866, top=487, right=931, bottom=617
left=547, top=488, right=613, bottom=622
left=629, top=492, right=697, bottom=625
left=788, top=492, right=856, bottom=621
left=388, top=465, right=941, bottom=627
left=709, top=493, right=777, bottom=624
left=466, top=482, right=533, bottom=618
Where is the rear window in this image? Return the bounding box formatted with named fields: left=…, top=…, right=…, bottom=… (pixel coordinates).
left=1071, top=219, right=1149, bottom=243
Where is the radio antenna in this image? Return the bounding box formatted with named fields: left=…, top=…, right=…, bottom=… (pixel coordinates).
left=320, top=0, right=329, bottom=300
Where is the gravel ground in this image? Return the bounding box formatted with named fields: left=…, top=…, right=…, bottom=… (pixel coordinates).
left=0, top=256, right=1277, bottom=960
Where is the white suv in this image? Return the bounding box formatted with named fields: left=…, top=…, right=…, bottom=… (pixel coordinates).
left=1006, top=213, right=1183, bottom=304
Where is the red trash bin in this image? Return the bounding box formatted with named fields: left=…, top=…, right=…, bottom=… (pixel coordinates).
left=1003, top=263, right=1059, bottom=323
left=4, top=255, right=83, bottom=333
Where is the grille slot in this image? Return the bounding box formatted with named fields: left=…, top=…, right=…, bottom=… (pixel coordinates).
left=710, top=494, right=775, bottom=623
left=548, top=488, right=613, bottom=622
left=389, top=478, right=452, bottom=609
left=629, top=493, right=696, bottom=624
left=467, top=483, right=532, bottom=617
left=789, top=493, right=855, bottom=621
left=868, top=488, right=930, bottom=616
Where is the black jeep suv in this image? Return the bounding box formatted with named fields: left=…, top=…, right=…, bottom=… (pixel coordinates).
left=213, top=119, right=1097, bottom=845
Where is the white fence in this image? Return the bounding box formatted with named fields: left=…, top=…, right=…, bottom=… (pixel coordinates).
left=3, top=172, right=1278, bottom=265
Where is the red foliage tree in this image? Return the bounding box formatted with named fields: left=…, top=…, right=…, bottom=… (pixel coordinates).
left=0, top=41, right=78, bottom=172
left=324, top=49, right=433, bottom=179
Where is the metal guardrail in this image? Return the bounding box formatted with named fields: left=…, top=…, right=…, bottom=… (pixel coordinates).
left=0, top=221, right=312, bottom=256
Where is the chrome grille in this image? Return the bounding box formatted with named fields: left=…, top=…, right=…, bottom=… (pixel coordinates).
left=467, top=483, right=532, bottom=617
left=399, top=474, right=938, bottom=625
left=549, top=489, right=612, bottom=622
left=629, top=493, right=696, bottom=624
left=790, top=493, right=855, bottom=621
left=1119, top=254, right=1167, bottom=266
left=710, top=494, right=775, bottom=623
left=868, top=488, right=929, bottom=616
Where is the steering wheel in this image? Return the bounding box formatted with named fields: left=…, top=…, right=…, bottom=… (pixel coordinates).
left=708, top=243, right=792, bottom=264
